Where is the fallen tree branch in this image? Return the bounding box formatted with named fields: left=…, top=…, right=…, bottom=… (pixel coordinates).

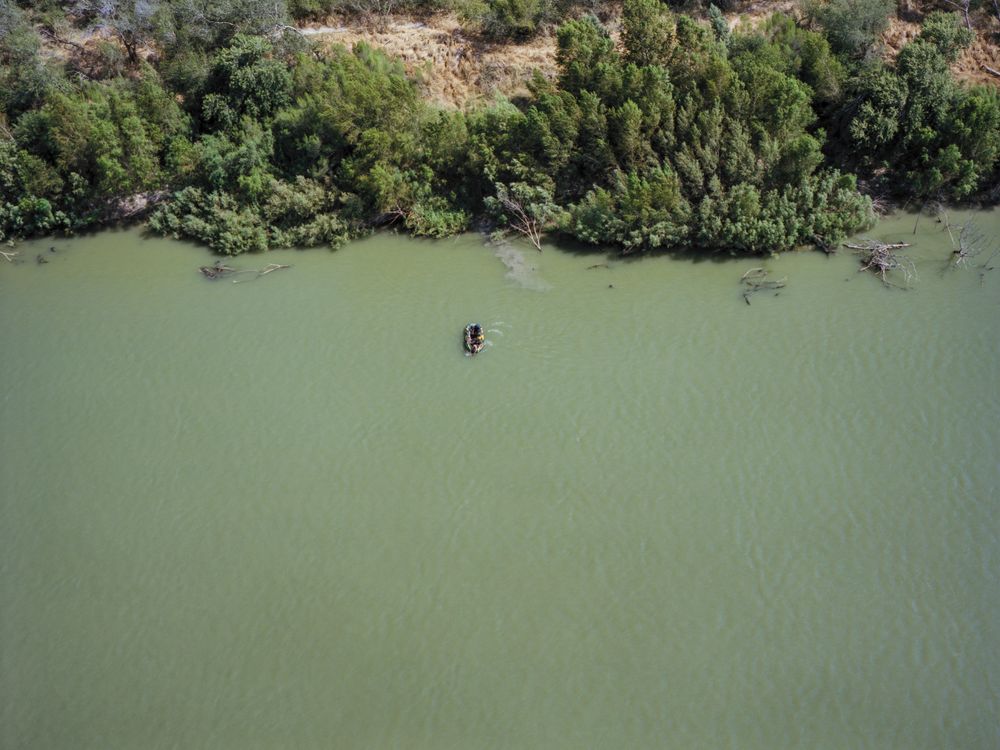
left=847, top=240, right=916, bottom=287
left=1, top=249, right=19, bottom=263
left=983, top=64, right=1000, bottom=80
left=39, top=27, right=86, bottom=52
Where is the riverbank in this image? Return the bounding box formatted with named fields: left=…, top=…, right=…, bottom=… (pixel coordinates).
left=2, top=1, right=997, bottom=256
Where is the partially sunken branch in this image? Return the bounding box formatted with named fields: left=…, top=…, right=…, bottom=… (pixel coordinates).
left=199, top=261, right=290, bottom=282
left=845, top=240, right=915, bottom=287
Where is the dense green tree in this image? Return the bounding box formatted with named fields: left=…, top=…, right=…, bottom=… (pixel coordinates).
left=0, top=1, right=63, bottom=116
left=555, top=16, right=619, bottom=97
left=467, top=0, right=552, bottom=40
left=621, top=0, right=676, bottom=68
left=746, top=14, right=845, bottom=104
left=844, top=64, right=907, bottom=154
left=836, top=29, right=1000, bottom=200
left=804, top=0, right=893, bottom=57
left=917, top=11, right=973, bottom=63
left=201, top=35, right=292, bottom=130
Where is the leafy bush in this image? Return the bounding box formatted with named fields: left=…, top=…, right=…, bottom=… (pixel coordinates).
left=836, top=34, right=1000, bottom=200
left=917, top=11, right=973, bottom=63
left=465, top=0, right=553, bottom=40
left=803, top=0, right=893, bottom=57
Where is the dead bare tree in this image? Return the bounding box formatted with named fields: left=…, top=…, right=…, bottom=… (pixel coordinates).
left=740, top=267, right=787, bottom=304
left=845, top=240, right=916, bottom=287
left=943, top=217, right=987, bottom=268
left=486, top=182, right=560, bottom=252
left=496, top=194, right=543, bottom=251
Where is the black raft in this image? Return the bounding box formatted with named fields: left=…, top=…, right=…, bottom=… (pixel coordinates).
left=464, top=323, right=485, bottom=355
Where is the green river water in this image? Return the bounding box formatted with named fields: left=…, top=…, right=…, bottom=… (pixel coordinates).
left=2, top=210, right=999, bottom=749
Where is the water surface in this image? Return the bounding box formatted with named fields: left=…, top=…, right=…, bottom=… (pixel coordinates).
left=2, top=211, right=999, bottom=748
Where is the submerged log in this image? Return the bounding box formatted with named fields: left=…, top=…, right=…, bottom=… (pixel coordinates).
left=231, top=263, right=291, bottom=283
left=199, top=261, right=236, bottom=279
left=740, top=267, right=786, bottom=304
left=199, top=261, right=290, bottom=282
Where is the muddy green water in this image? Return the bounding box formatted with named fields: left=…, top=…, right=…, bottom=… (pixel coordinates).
left=2, top=210, right=999, bottom=749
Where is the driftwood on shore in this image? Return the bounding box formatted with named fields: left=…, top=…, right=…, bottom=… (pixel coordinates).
left=845, top=240, right=915, bottom=287
left=199, top=261, right=291, bottom=282
left=0, top=249, right=18, bottom=263
left=740, top=267, right=786, bottom=304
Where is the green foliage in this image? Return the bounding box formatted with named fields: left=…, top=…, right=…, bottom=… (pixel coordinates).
left=845, top=64, right=906, bottom=152
left=707, top=4, right=729, bottom=46
left=188, top=119, right=274, bottom=198
left=918, top=12, right=973, bottom=63
left=569, top=168, right=690, bottom=252
left=9, top=70, right=185, bottom=209
left=149, top=176, right=351, bottom=253
left=748, top=13, right=845, bottom=104
left=1, top=1, right=991, bottom=256
left=556, top=16, right=619, bottom=97
left=621, top=0, right=676, bottom=67
left=202, top=36, right=292, bottom=129
left=474, top=6, right=872, bottom=254
left=149, top=187, right=269, bottom=254
left=837, top=32, right=1000, bottom=200
left=485, top=180, right=562, bottom=243
left=404, top=196, right=470, bottom=237
left=151, top=41, right=464, bottom=251
left=804, top=0, right=893, bottom=57
left=466, top=0, right=552, bottom=40
left=155, top=0, right=292, bottom=53
left=0, top=1, right=63, bottom=116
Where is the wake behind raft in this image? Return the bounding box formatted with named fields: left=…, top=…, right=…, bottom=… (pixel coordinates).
left=464, top=323, right=485, bottom=355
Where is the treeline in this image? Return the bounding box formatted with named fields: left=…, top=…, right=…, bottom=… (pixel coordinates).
left=1, top=0, right=998, bottom=254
